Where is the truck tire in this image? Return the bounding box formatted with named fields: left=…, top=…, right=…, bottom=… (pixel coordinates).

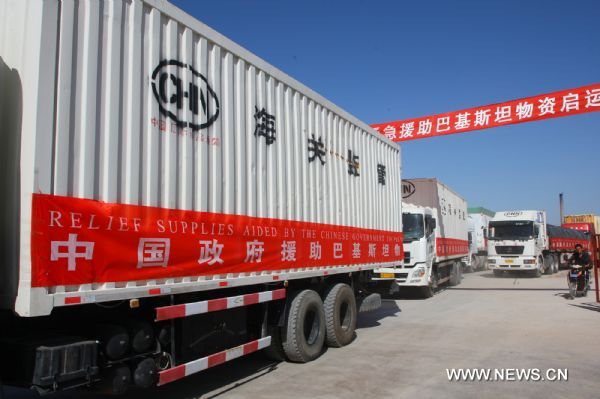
left=324, top=283, right=357, bottom=348
left=544, top=256, right=554, bottom=275
left=263, top=325, right=286, bottom=362
left=282, top=290, right=326, bottom=363
left=473, top=255, right=481, bottom=271
left=422, top=269, right=438, bottom=297
left=534, top=257, right=543, bottom=277
left=421, top=286, right=434, bottom=298
left=449, top=262, right=462, bottom=286
left=553, top=254, right=560, bottom=273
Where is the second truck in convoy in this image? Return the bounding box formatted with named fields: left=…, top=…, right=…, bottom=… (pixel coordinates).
left=488, top=210, right=591, bottom=276
left=374, top=178, right=469, bottom=297
left=465, top=207, right=495, bottom=271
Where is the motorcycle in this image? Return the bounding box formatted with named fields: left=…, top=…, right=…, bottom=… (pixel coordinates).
left=567, top=264, right=589, bottom=298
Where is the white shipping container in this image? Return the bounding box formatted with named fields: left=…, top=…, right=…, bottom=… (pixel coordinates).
left=402, top=178, right=468, bottom=261
left=0, top=0, right=402, bottom=317
left=467, top=208, right=495, bottom=253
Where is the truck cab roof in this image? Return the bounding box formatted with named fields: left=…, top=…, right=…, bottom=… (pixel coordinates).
left=491, top=210, right=546, bottom=223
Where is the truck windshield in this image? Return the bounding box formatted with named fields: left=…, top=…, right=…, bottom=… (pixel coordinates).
left=403, top=213, right=424, bottom=242
left=489, top=221, right=534, bottom=240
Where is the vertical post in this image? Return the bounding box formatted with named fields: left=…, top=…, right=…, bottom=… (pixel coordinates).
left=594, top=234, right=599, bottom=303
left=559, top=193, right=564, bottom=224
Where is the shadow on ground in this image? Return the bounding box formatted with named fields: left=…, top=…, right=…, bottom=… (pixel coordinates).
left=569, top=302, right=600, bottom=312
left=449, top=287, right=569, bottom=291
left=356, top=299, right=401, bottom=329
left=554, top=292, right=574, bottom=300
left=479, top=271, right=542, bottom=279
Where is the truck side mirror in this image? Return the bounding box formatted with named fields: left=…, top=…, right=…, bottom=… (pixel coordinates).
left=432, top=219, right=437, bottom=230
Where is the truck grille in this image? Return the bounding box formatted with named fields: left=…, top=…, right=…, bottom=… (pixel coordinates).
left=495, top=246, right=524, bottom=255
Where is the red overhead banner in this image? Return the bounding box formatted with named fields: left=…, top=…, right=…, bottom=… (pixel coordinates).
left=30, top=194, right=403, bottom=287
left=372, top=83, right=600, bottom=142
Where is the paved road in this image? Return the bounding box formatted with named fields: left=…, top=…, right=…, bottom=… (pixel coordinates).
left=5, top=270, right=600, bottom=399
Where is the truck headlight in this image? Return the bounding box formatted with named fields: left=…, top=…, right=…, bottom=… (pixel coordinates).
left=523, top=259, right=536, bottom=264
left=414, top=267, right=426, bottom=278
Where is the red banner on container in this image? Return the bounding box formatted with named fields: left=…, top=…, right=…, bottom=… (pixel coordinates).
left=549, top=237, right=591, bottom=252
left=372, top=83, right=600, bottom=142
left=30, top=194, right=403, bottom=287
left=436, top=237, right=469, bottom=258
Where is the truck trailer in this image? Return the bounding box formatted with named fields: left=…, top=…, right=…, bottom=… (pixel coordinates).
left=0, top=0, right=404, bottom=394
left=488, top=211, right=590, bottom=276
left=465, top=207, right=495, bottom=271
left=373, top=178, right=468, bottom=297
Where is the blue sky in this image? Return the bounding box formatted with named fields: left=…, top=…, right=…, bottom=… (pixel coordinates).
left=171, top=0, right=599, bottom=224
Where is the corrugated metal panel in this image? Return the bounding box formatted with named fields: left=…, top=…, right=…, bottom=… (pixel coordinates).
left=2, top=0, right=401, bottom=315
left=41, top=0, right=399, bottom=228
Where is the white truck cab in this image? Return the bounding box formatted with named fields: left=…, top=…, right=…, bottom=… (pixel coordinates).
left=396, top=203, right=438, bottom=286
left=487, top=210, right=548, bottom=276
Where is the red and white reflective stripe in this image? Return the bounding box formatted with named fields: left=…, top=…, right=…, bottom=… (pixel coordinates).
left=155, top=288, right=286, bottom=321
left=158, top=336, right=271, bottom=386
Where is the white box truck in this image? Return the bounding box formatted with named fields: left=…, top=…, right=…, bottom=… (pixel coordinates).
left=488, top=210, right=591, bottom=276
left=465, top=207, right=495, bottom=271
left=0, top=0, right=404, bottom=394
left=373, top=178, right=468, bottom=297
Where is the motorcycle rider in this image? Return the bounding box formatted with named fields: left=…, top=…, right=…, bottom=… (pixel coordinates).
left=570, top=244, right=591, bottom=268
left=569, top=244, right=591, bottom=291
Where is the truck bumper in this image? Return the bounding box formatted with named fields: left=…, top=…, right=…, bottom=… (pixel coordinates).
left=487, top=256, right=537, bottom=271
left=373, top=266, right=429, bottom=286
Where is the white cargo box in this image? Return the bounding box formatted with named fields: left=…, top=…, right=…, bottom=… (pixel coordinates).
left=402, top=178, right=468, bottom=261
left=0, top=0, right=403, bottom=316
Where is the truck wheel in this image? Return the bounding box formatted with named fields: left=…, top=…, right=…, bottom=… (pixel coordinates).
left=282, top=290, right=326, bottom=362
left=544, top=256, right=554, bottom=275
left=263, top=325, right=286, bottom=362
left=534, top=257, right=543, bottom=277
left=324, top=283, right=357, bottom=347
left=421, top=286, right=434, bottom=298
left=449, top=262, right=461, bottom=286
left=474, top=255, right=482, bottom=271
left=422, top=269, right=438, bottom=297
left=553, top=255, right=560, bottom=273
